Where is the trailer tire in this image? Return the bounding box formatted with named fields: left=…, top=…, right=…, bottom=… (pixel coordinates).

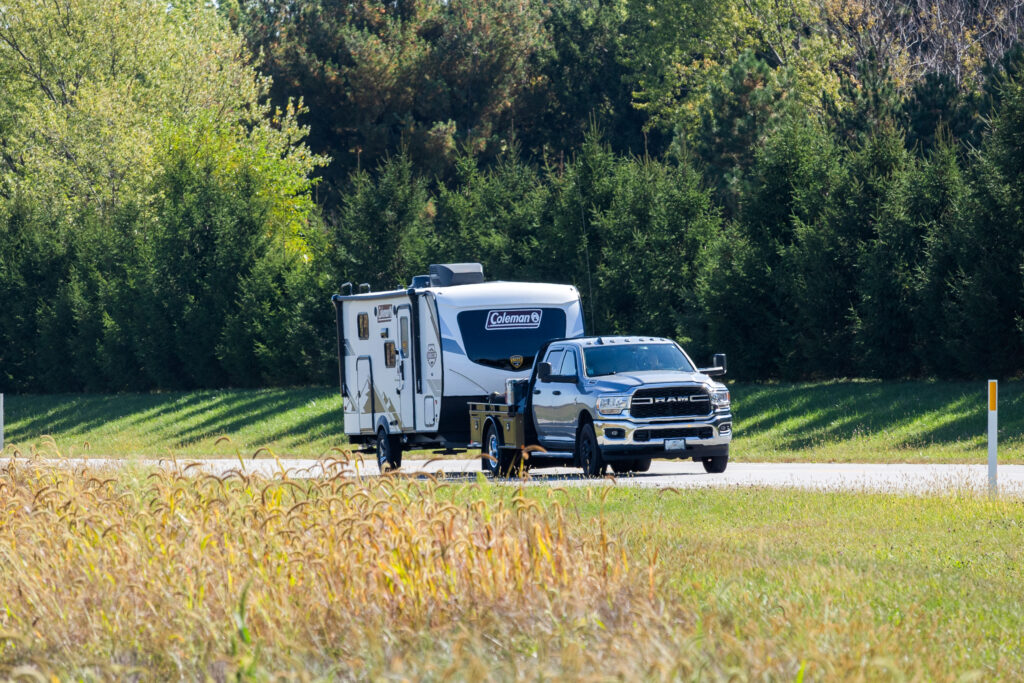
left=577, top=423, right=606, bottom=477
left=376, top=427, right=403, bottom=471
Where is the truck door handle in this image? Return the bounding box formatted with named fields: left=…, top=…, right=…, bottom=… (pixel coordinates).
left=552, top=390, right=561, bottom=396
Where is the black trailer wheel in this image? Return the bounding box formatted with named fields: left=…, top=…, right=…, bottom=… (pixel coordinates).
left=702, top=456, right=728, bottom=474
left=577, top=423, right=606, bottom=477
left=376, top=427, right=403, bottom=471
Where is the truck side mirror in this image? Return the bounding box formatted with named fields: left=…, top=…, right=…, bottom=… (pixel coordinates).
left=700, top=353, right=727, bottom=377
left=714, top=353, right=727, bottom=373
left=537, top=362, right=552, bottom=382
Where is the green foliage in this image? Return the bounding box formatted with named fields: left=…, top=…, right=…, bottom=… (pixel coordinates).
left=229, top=0, right=549, bottom=189
left=333, top=152, right=434, bottom=292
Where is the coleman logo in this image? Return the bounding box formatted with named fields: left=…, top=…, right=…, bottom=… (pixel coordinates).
left=485, top=309, right=542, bottom=330
left=510, top=355, right=524, bottom=369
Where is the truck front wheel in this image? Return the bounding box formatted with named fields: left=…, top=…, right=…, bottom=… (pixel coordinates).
left=577, top=423, right=606, bottom=477
left=376, top=427, right=403, bottom=471
left=702, top=456, right=728, bottom=474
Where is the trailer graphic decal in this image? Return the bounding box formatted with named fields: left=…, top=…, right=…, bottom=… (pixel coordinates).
left=485, top=309, right=542, bottom=330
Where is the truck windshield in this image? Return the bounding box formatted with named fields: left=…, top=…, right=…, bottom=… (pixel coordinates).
left=583, top=343, right=694, bottom=377
left=457, top=308, right=568, bottom=371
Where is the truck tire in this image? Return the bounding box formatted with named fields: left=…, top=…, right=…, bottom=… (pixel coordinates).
left=481, top=422, right=521, bottom=478
left=702, top=456, right=728, bottom=474
left=376, top=427, right=403, bottom=471
left=577, top=423, right=606, bottom=477
left=610, top=457, right=653, bottom=475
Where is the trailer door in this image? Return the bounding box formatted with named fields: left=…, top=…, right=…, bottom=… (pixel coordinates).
left=356, top=357, right=373, bottom=432
left=397, top=309, right=415, bottom=430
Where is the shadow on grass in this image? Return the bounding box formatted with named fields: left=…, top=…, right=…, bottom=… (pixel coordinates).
left=6, top=388, right=340, bottom=449
left=733, top=381, right=1022, bottom=449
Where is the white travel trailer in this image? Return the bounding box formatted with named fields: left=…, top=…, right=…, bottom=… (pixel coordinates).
left=332, top=263, right=585, bottom=468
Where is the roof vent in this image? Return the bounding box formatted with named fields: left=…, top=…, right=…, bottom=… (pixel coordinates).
left=410, top=274, right=431, bottom=289
left=429, top=263, right=485, bottom=287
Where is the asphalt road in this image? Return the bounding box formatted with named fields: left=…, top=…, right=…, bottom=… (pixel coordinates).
left=3, top=457, right=1022, bottom=494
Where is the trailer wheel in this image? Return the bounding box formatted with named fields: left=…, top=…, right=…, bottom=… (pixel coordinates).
left=376, top=427, right=403, bottom=471
left=577, top=423, right=606, bottom=477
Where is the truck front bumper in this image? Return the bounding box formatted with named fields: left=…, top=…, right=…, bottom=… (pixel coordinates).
left=593, top=412, right=732, bottom=459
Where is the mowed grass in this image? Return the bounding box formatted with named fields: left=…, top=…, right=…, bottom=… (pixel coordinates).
left=0, top=463, right=1022, bottom=679
left=2, top=388, right=346, bottom=459
left=1, top=379, right=1020, bottom=462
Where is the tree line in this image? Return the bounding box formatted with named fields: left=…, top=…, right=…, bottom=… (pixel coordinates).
left=2, top=0, right=1024, bottom=392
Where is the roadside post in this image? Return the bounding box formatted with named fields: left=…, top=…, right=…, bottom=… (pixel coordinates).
left=988, top=380, right=997, bottom=494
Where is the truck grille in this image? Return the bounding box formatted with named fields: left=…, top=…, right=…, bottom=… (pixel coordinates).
left=630, top=386, right=711, bottom=418
left=634, top=426, right=714, bottom=442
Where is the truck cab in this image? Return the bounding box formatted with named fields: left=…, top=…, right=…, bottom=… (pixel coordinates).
left=471, top=336, right=732, bottom=476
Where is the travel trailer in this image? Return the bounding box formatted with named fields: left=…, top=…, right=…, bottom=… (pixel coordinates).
left=332, top=263, right=584, bottom=468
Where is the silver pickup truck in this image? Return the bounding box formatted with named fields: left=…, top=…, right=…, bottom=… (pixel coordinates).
left=468, top=336, right=732, bottom=477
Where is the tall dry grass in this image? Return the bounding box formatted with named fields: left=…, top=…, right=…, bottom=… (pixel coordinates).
left=0, top=458, right=665, bottom=679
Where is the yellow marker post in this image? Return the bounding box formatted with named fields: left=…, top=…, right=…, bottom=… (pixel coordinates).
left=988, top=380, right=998, bottom=494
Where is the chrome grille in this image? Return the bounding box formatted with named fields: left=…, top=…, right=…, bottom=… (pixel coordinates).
left=630, top=386, right=711, bottom=418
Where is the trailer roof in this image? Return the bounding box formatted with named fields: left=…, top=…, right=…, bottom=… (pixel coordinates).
left=427, top=281, right=579, bottom=307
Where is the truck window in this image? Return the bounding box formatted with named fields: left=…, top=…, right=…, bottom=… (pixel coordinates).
left=583, top=343, right=694, bottom=377
left=400, top=317, right=410, bottom=358
left=559, top=349, right=578, bottom=377
left=544, top=349, right=565, bottom=374
left=456, top=308, right=568, bottom=371
left=384, top=341, right=397, bottom=368
left=357, top=313, right=369, bottom=340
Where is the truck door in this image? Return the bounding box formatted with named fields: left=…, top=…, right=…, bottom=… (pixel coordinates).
left=532, top=347, right=574, bottom=449
left=397, top=309, right=415, bottom=431
left=356, top=357, right=373, bottom=432
left=550, top=348, right=583, bottom=440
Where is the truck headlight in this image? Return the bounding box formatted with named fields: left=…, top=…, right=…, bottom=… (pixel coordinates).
left=711, top=388, right=730, bottom=409
left=597, top=396, right=629, bottom=415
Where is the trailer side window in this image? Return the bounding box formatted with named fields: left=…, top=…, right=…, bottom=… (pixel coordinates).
left=384, top=341, right=397, bottom=368
left=357, top=313, right=369, bottom=340
left=400, top=317, right=410, bottom=358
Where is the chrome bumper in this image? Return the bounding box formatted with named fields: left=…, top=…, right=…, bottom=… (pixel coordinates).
left=593, top=412, right=732, bottom=453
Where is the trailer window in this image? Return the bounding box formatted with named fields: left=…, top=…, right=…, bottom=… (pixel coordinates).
left=357, top=313, right=369, bottom=340
left=457, top=308, right=568, bottom=371
left=400, top=317, right=410, bottom=358
left=384, top=341, right=397, bottom=368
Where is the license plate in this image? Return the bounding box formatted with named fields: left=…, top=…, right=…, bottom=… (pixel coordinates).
left=664, top=438, right=687, bottom=451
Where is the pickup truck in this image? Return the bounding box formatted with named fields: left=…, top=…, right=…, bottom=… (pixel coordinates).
left=469, top=336, right=732, bottom=476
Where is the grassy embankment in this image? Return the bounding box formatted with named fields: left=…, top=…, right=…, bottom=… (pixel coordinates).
left=0, top=466, right=1021, bottom=679
left=2, top=380, right=1021, bottom=462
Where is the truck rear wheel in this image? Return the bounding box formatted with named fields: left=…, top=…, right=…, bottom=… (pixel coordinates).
left=376, top=427, right=403, bottom=471
left=702, top=456, right=728, bottom=474
left=481, top=422, right=521, bottom=478
left=577, top=423, right=606, bottom=477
